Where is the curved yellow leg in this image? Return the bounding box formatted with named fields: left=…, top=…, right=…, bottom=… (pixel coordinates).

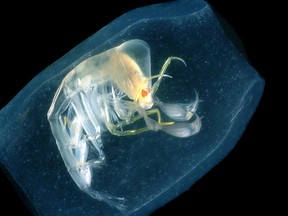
left=152, top=56, right=186, bottom=96
left=108, top=108, right=174, bottom=136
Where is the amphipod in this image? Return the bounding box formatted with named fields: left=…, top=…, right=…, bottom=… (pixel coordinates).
left=47, top=39, right=201, bottom=210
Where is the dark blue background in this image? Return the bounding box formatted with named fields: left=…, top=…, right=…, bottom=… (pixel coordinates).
left=0, top=0, right=280, bottom=215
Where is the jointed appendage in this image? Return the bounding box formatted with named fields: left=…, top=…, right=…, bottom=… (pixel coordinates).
left=108, top=108, right=174, bottom=136
left=108, top=56, right=201, bottom=138
left=151, top=56, right=186, bottom=96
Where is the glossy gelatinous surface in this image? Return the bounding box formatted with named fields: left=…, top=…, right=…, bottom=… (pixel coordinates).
left=0, top=0, right=264, bottom=215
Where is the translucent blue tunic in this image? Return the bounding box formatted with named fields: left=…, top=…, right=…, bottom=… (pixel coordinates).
left=0, top=0, right=264, bottom=215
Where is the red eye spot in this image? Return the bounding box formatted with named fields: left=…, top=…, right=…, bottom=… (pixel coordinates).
left=141, top=89, right=148, bottom=97
left=141, top=88, right=150, bottom=97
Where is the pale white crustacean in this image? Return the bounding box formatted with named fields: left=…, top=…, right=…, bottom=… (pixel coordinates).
left=47, top=39, right=201, bottom=210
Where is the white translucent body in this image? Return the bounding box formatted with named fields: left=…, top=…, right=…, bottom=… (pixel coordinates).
left=47, top=39, right=201, bottom=211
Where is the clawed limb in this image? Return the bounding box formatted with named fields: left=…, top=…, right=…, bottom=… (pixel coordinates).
left=108, top=108, right=174, bottom=136
left=108, top=103, right=201, bottom=138
left=151, top=56, right=186, bottom=96
left=108, top=56, right=201, bottom=138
